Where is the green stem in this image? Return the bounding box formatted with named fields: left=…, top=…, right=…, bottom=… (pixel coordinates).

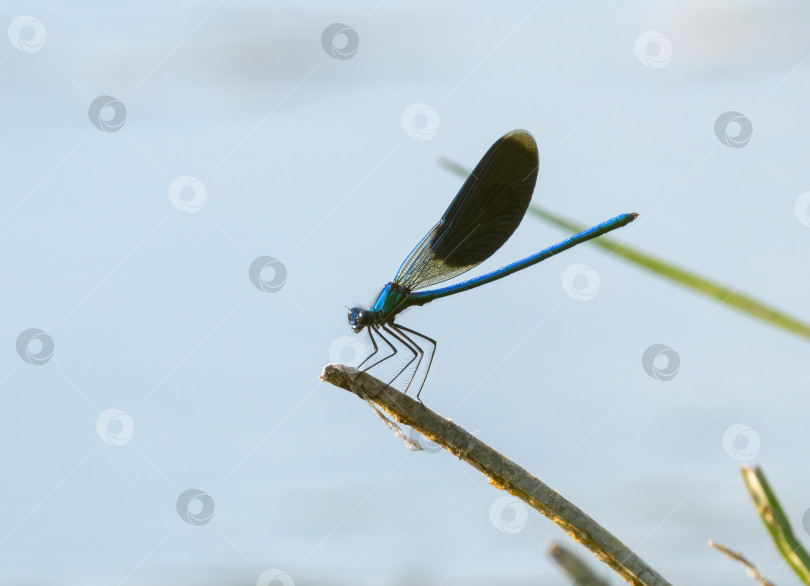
left=528, top=206, right=810, bottom=341
left=741, top=466, right=810, bottom=584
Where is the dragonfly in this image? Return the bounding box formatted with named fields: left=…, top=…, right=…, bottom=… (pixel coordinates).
left=348, top=129, right=637, bottom=399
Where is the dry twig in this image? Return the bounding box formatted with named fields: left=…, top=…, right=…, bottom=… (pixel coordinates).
left=321, top=364, right=671, bottom=586
left=708, top=540, right=776, bottom=586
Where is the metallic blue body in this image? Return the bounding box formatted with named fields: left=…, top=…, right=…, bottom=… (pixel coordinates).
left=345, top=129, right=639, bottom=399
left=357, top=212, right=636, bottom=325
left=410, top=212, right=635, bottom=305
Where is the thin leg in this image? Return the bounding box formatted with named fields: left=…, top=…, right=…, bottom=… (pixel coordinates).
left=358, top=326, right=397, bottom=374
left=352, top=327, right=397, bottom=396
left=355, top=327, right=379, bottom=372
left=389, top=324, right=425, bottom=395
left=392, top=324, right=436, bottom=401
left=381, top=323, right=419, bottom=390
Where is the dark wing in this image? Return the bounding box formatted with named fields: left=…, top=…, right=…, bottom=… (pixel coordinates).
left=394, top=129, right=539, bottom=290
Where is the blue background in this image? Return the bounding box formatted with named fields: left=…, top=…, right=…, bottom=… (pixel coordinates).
left=2, top=1, right=810, bottom=584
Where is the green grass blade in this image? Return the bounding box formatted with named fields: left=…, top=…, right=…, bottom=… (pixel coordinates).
left=529, top=205, right=810, bottom=340
left=741, top=466, right=810, bottom=583
left=436, top=157, right=810, bottom=341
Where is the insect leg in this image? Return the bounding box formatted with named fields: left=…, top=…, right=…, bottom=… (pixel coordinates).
left=357, top=326, right=397, bottom=375
left=381, top=323, right=419, bottom=391
left=391, top=324, right=436, bottom=401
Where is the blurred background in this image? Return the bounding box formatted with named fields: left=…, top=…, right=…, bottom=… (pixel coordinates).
left=2, top=0, right=810, bottom=584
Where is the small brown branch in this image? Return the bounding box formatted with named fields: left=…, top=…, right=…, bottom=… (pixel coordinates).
left=708, top=540, right=776, bottom=586
left=321, top=364, right=671, bottom=586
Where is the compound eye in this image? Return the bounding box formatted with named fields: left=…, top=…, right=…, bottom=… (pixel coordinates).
left=348, top=307, right=365, bottom=328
